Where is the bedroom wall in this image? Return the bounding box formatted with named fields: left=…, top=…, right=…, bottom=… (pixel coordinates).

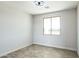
left=33, top=8, right=77, bottom=51
left=77, top=4, right=79, bottom=56
left=0, top=6, right=32, bottom=55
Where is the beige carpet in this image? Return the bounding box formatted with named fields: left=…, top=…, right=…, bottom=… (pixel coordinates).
left=1, top=44, right=78, bottom=58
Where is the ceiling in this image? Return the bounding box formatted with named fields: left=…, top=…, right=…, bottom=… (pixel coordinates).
left=0, top=1, right=78, bottom=15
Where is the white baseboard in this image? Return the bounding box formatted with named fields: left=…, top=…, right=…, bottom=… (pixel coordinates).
left=0, top=43, right=32, bottom=57
left=33, top=42, right=77, bottom=51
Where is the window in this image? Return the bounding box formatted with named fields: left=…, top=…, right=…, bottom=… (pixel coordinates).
left=44, top=17, right=60, bottom=35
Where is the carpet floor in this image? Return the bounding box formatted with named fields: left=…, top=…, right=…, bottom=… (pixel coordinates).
left=1, top=44, right=79, bottom=58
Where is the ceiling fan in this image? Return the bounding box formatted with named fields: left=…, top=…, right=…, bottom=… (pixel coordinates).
left=33, top=1, right=49, bottom=8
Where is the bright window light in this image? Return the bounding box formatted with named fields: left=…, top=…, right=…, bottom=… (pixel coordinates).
left=44, top=17, right=60, bottom=35
left=44, top=18, right=51, bottom=34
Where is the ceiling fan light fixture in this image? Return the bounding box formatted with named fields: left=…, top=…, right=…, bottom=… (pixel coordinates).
left=33, top=1, right=45, bottom=6
left=33, top=1, right=49, bottom=9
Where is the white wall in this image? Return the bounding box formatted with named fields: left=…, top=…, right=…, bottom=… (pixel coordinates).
left=0, top=6, right=32, bottom=55
left=77, top=4, right=79, bottom=55
left=33, top=9, right=77, bottom=51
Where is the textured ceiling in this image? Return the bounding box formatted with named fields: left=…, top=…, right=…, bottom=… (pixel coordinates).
left=0, top=1, right=78, bottom=14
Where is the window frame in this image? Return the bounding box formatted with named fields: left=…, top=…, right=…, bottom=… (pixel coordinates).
left=43, top=16, right=61, bottom=36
